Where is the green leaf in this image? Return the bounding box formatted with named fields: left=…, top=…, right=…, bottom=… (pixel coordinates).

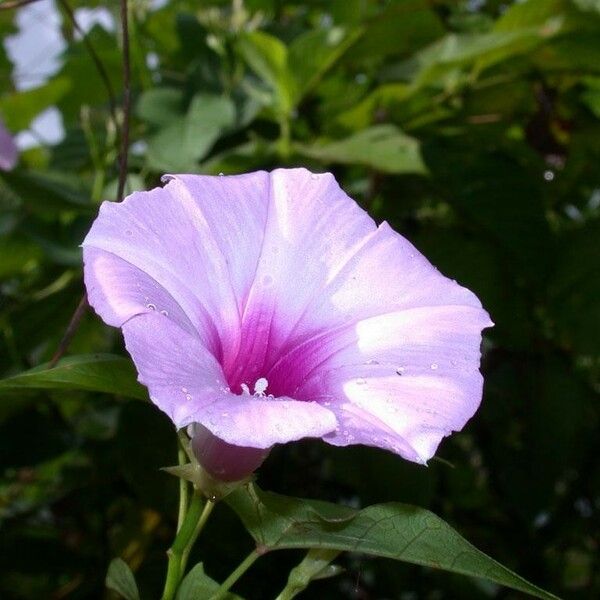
left=572, top=0, right=600, bottom=13
left=277, top=549, right=342, bottom=599
left=0, top=234, right=42, bottom=278
left=383, top=23, right=561, bottom=89
left=349, top=0, right=444, bottom=62
left=240, top=27, right=363, bottom=114
left=336, top=83, right=412, bottom=130
left=494, top=0, right=568, bottom=31
left=0, top=451, right=89, bottom=521
left=176, top=563, right=242, bottom=600
left=581, top=77, right=600, bottom=117
left=147, top=93, right=236, bottom=172
left=297, top=124, right=426, bottom=174
left=53, top=28, right=122, bottom=121
left=136, top=87, right=184, bottom=127
left=288, top=27, right=363, bottom=103
left=1, top=170, right=93, bottom=216
left=0, top=354, right=147, bottom=401
left=0, top=78, right=71, bottom=131
left=227, top=484, right=559, bottom=600
left=238, top=31, right=295, bottom=115
left=105, top=558, right=140, bottom=600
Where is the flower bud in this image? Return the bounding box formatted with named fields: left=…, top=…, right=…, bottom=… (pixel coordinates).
left=191, top=424, right=270, bottom=482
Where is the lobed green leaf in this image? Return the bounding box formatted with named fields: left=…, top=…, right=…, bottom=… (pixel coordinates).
left=227, top=484, right=559, bottom=600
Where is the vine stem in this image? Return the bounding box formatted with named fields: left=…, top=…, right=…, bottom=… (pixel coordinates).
left=49, top=0, right=132, bottom=368
left=180, top=499, right=214, bottom=574
left=58, top=0, right=118, bottom=125
left=176, top=446, right=189, bottom=532
left=0, top=0, right=42, bottom=10
left=210, top=549, right=261, bottom=600
left=161, top=495, right=215, bottom=600
left=116, top=0, right=131, bottom=202
left=49, top=293, right=88, bottom=367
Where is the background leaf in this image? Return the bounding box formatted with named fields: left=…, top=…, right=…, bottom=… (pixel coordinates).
left=297, top=125, right=427, bottom=174
left=0, top=354, right=146, bottom=400
left=176, top=563, right=242, bottom=600
left=105, top=558, right=140, bottom=600
left=227, top=484, right=557, bottom=600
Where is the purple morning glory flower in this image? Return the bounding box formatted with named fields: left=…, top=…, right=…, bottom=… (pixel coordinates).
left=83, top=169, right=492, bottom=480
left=0, top=118, right=18, bottom=171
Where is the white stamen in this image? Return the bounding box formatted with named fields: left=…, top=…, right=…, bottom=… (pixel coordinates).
left=254, top=377, right=268, bottom=396
left=240, top=383, right=250, bottom=395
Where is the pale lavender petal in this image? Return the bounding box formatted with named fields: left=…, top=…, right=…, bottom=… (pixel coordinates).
left=295, top=305, right=492, bottom=463
left=83, top=167, right=491, bottom=466
left=221, top=168, right=376, bottom=388
left=122, top=312, right=337, bottom=448
left=293, top=221, right=485, bottom=335
left=0, top=119, right=18, bottom=171
left=82, top=172, right=272, bottom=361
left=83, top=247, right=198, bottom=337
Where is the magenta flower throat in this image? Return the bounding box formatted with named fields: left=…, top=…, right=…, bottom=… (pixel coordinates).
left=83, top=168, right=492, bottom=477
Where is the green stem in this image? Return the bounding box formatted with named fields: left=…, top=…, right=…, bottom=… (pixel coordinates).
left=161, top=493, right=208, bottom=600
left=277, top=115, right=291, bottom=159
left=274, top=549, right=341, bottom=600
left=176, top=447, right=189, bottom=532
left=210, top=550, right=261, bottom=600
left=180, top=499, right=215, bottom=574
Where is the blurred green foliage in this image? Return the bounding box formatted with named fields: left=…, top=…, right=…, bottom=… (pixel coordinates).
left=1, top=0, right=599, bottom=598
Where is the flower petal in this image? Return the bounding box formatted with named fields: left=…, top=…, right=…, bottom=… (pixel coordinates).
left=122, top=313, right=337, bottom=448
left=83, top=167, right=491, bottom=461
left=83, top=247, right=198, bottom=336
left=223, top=168, right=376, bottom=386
left=83, top=171, right=273, bottom=361
left=296, top=304, right=492, bottom=463
left=294, top=221, right=486, bottom=335
left=0, top=119, right=18, bottom=171
left=192, top=394, right=337, bottom=449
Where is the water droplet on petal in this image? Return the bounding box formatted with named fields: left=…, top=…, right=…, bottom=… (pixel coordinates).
left=181, top=387, right=188, bottom=393
left=185, top=393, right=192, bottom=401
left=218, top=172, right=224, bottom=176
left=146, top=303, right=156, bottom=311
left=430, top=363, right=438, bottom=370
left=366, top=359, right=379, bottom=365
left=396, top=367, right=405, bottom=376
left=160, top=309, right=169, bottom=316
